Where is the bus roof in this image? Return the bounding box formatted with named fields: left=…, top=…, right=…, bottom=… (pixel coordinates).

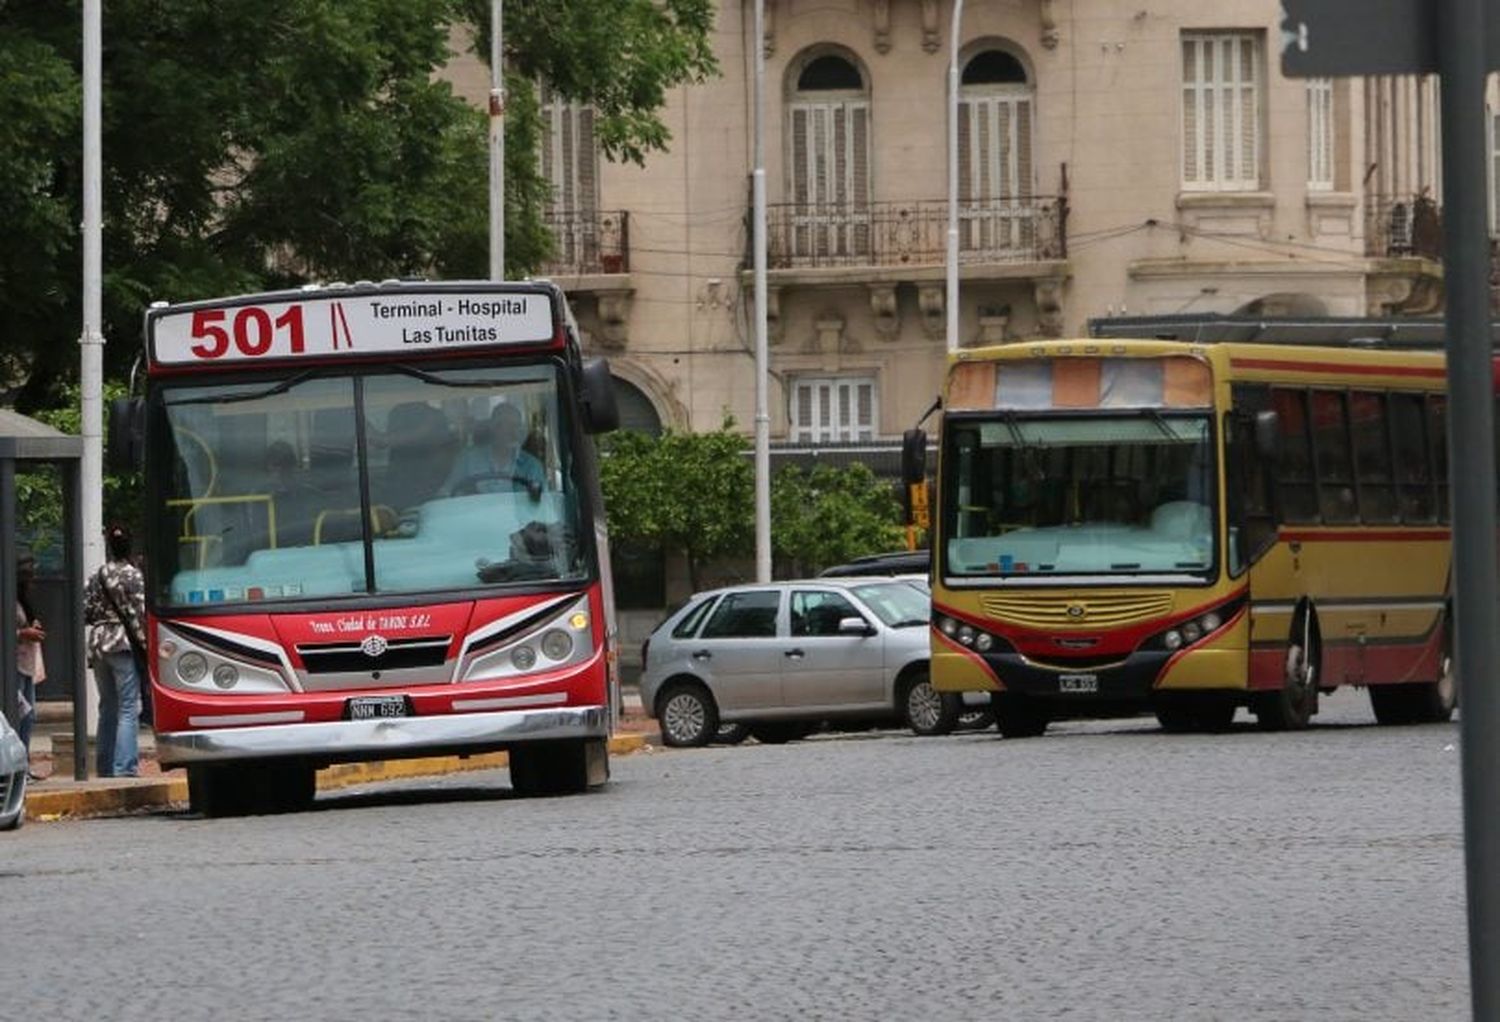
left=1088, top=313, right=1500, bottom=349
left=144, top=279, right=569, bottom=372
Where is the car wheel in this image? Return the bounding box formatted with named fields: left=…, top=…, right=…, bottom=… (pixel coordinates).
left=902, top=671, right=960, bottom=736
left=658, top=682, right=719, bottom=747
left=714, top=723, right=751, bottom=745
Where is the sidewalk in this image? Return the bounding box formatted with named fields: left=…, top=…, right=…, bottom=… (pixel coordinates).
left=22, top=693, right=660, bottom=822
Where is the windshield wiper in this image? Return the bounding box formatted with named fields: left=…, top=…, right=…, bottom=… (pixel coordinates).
left=389, top=364, right=549, bottom=389
left=1141, top=407, right=1178, bottom=441
left=164, top=370, right=318, bottom=407
left=998, top=408, right=1030, bottom=449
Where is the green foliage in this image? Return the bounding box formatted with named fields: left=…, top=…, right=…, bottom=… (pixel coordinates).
left=599, top=421, right=753, bottom=590
left=16, top=380, right=142, bottom=561
left=0, top=0, right=715, bottom=411
left=771, top=463, right=905, bottom=577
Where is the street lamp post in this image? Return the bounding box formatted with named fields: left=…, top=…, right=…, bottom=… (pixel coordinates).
left=81, top=0, right=104, bottom=579
left=945, top=0, right=965, bottom=355
left=489, top=0, right=505, bottom=280
left=753, top=0, right=771, bottom=583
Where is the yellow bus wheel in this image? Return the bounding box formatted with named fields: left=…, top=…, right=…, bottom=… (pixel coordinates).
left=1253, top=622, right=1319, bottom=731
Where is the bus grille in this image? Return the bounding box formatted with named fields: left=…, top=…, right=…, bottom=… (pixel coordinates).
left=979, top=591, right=1174, bottom=628
left=296, top=636, right=452, bottom=674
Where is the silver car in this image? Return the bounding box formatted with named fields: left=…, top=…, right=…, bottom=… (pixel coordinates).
left=640, top=578, right=967, bottom=747
left=0, top=711, right=26, bottom=831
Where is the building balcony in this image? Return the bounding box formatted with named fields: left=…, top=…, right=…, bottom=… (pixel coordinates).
left=1364, top=193, right=1441, bottom=260
left=764, top=197, right=1067, bottom=276
left=540, top=210, right=632, bottom=350
left=540, top=209, right=631, bottom=279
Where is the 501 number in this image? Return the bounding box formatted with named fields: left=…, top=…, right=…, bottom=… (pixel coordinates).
left=190, top=306, right=306, bottom=358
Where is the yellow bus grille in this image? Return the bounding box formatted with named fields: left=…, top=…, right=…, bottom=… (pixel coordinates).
left=979, top=591, right=1175, bottom=628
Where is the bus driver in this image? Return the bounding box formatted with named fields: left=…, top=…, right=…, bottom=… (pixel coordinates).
left=445, top=402, right=544, bottom=499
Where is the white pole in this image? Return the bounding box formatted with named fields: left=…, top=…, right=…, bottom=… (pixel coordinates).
left=945, top=0, right=965, bottom=355
left=753, top=0, right=772, bottom=583
left=81, top=0, right=104, bottom=577
left=80, top=0, right=105, bottom=749
left=489, top=0, right=505, bottom=280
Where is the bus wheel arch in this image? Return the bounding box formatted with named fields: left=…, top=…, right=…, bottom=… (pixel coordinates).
left=1251, top=600, right=1320, bottom=731
left=656, top=677, right=720, bottom=747
left=1370, top=608, right=1457, bottom=725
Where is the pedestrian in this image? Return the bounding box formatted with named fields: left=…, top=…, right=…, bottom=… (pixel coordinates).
left=14, top=552, right=46, bottom=779
left=84, top=523, right=147, bottom=778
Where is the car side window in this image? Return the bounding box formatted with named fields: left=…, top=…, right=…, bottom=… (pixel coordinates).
left=790, top=591, right=861, bottom=637
left=671, top=596, right=719, bottom=639
left=700, top=590, right=781, bottom=639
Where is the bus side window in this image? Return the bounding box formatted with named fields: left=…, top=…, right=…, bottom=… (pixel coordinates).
left=1225, top=394, right=1276, bottom=574
left=1310, top=390, right=1357, bottom=524
left=1271, top=388, right=1319, bottom=523
left=1388, top=393, right=1434, bottom=522
left=1350, top=391, right=1397, bottom=522
left=1428, top=395, right=1450, bottom=523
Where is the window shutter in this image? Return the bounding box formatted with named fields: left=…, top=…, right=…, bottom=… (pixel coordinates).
left=1182, top=39, right=1199, bottom=183
left=1491, top=112, right=1500, bottom=232
left=577, top=107, right=598, bottom=216
left=1182, top=32, right=1262, bottom=190
left=1016, top=98, right=1033, bottom=198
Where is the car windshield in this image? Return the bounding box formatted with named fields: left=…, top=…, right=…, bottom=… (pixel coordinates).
left=150, top=363, right=589, bottom=607
left=943, top=413, right=1215, bottom=579
left=850, top=582, right=930, bottom=628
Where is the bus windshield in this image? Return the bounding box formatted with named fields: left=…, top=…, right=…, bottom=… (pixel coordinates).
left=151, top=363, right=590, bottom=608
left=942, top=413, right=1215, bottom=580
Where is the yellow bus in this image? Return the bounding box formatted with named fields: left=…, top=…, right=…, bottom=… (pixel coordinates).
left=911, top=317, right=1464, bottom=736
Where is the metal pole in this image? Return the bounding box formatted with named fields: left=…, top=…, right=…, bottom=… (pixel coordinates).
left=488, top=0, right=506, bottom=280
left=945, top=0, right=965, bottom=355
left=80, top=0, right=104, bottom=582
left=63, top=460, right=87, bottom=780
left=753, top=0, right=771, bottom=583
left=1436, top=0, right=1500, bottom=1015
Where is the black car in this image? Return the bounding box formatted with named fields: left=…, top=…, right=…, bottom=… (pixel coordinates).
left=818, top=550, right=930, bottom=578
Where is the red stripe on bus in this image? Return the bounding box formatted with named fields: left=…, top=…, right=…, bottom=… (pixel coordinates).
left=1229, top=357, right=1448, bottom=379
left=1278, top=528, right=1451, bottom=542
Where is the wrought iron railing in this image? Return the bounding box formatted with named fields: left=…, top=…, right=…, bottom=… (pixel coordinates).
left=762, top=197, right=1066, bottom=270
left=1364, top=193, right=1442, bottom=259
left=540, top=209, right=630, bottom=276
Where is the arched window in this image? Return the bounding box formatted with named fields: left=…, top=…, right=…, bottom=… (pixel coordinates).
left=958, top=47, right=1035, bottom=254
left=611, top=377, right=663, bottom=437
left=786, top=50, right=871, bottom=261
left=541, top=83, right=598, bottom=271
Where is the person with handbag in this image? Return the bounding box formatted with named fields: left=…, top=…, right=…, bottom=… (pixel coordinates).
left=84, top=523, right=147, bottom=778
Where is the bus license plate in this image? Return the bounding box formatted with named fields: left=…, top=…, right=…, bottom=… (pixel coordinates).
left=347, top=695, right=410, bottom=720
left=1058, top=674, right=1098, bottom=694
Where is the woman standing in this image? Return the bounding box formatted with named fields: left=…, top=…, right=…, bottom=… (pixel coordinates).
left=14, top=553, right=46, bottom=777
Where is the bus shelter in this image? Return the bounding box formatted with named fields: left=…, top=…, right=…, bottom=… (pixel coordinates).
left=0, top=409, right=87, bottom=780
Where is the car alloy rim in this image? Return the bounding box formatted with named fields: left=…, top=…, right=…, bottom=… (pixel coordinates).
left=908, top=682, right=942, bottom=729
left=664, top=693, right=706, bottom=742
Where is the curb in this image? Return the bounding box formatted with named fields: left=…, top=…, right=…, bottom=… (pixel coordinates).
left=23, top=732, right=651, bottom=822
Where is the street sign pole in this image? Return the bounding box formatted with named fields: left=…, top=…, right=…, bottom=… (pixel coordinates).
left=1436, top=2, right=1500, bottom=1016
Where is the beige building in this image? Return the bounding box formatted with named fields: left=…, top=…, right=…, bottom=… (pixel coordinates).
left=448, top=1, right=1461, bottom=446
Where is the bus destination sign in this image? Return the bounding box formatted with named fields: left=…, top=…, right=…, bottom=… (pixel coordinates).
left=149, top=289, right=556, bottom=366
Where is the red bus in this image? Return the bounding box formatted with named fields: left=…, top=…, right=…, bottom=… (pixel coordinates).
left=110, top=281, right=621, bottom=814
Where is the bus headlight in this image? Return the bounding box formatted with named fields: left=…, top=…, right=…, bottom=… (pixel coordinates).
left=1181, top=622, right=1203, bottom=643
left=938, top=616, right=958, bottom=637
left=975, top=633, right=994, bottom=652
left=511, top=645, right=537, bottom=670
left=1162, top=630, right=1184, bottom=651
left=212, top=664, right=239, bottom=689
left=1200, top=612, right=1223, bottom=633
left=956, top=625, right=975, bottom=646
left=541, top=629, right=574, bottom=660
left=177, top=652, right=208, bottom=684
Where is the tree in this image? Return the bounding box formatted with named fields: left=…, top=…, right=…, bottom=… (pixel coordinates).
left=771, top=463, right=906, bottom=577
left=599, top=422, right=753, bottom=592
left=0, top=0, right=716, bottom=411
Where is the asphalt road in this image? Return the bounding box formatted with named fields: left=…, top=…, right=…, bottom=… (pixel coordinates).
left=0, top=689, right=1469, bottom=1021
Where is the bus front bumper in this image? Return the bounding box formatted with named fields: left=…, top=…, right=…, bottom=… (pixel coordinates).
left=155, top=705, right=609, bottom=768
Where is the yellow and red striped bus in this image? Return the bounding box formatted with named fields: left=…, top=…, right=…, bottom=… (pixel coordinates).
left=915, top=317, right=1471, bottom=736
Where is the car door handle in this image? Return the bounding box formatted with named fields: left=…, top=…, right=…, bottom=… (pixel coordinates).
left=784, top=648, right=805, bottom=659
left=691, top=649, right=712, bottom=661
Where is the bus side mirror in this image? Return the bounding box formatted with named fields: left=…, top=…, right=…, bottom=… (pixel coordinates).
left=1254, top=410, right=1281, bottom=463
left=107, top=397, right=144, bottom=474
left=901, top=428, right=927, bottom=485
left=578, top=358, right=620, bottom=435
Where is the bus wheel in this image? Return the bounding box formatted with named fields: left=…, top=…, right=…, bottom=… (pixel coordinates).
left=993, top=695, right=1048, bottom=738
left=901, top=670, right=961, bottom=736
left=1253, top=624, right=1319, bottom=731
left=1371, top=632, right=1457, bottom=725
left=509, top=738, right=608, bottom=797
left=657, top=681, right=719, bottom=748
left=1156, top=694, right=1236, bottom=733
left=188, top=765, right=250, bottom=818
